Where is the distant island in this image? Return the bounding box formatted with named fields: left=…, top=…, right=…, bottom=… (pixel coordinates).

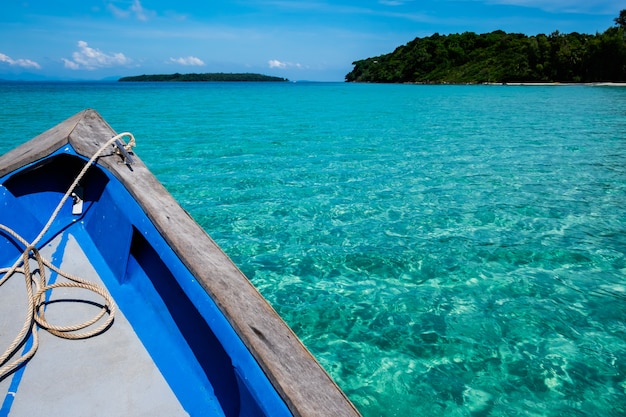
left=346, top=10, right=626, bottom=84
left=119, top=73, right=289, bottom=82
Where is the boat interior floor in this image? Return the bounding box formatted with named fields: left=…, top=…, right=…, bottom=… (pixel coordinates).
left=0, top=226, right=192, bottom=417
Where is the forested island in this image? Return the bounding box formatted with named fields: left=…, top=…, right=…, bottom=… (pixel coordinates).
left=346, top=10, right=626, bottom=84
left=119, top=73, right=289, bottom=82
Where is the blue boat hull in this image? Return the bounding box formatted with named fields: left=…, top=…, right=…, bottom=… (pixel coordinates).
left=0, top=110, right=361, bottom=417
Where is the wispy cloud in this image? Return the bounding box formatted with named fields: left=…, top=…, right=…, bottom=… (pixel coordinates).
left=468, top=0, right=618, bottom=14
left=379, top=0, right=414, bottom=5
left=169, top=56, right=205, bottom=66
left=268, top=59, right=303, bottom=69
left=0, top=53, right=41, bottom=69
left=262, top=0, right=435, bottom=24
left=108, top=0, right=155, bottom=21
left=263, top=1, right=370, bottom=15
left=63, top=41, right=131, bottom=70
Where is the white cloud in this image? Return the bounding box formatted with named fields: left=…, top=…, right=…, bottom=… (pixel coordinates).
left=108, top=0, right=155, bottom=21
left=268, top=59, right=286, bottom=69
left=63, top=41, right=131, bottom=70
left=169, top=56, right=205, bottom=66
left=0, top=53, right=41, bottom=69
left=63, top=59, right=80, bottom=70
left=130, top=0, right=151, bottom=21
left=268, top=59, right=302, bottom=69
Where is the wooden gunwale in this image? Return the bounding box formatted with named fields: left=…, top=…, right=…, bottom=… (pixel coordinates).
left=0, top=109, right=361, bottom=417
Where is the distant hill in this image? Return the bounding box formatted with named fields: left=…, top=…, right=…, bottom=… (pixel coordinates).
left=346, top=11, right=626, bottom=84
left=119, top=73, right=289, bottom=82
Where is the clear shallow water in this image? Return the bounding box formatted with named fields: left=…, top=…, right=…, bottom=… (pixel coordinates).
left=1, top=81, right=626, bottom=416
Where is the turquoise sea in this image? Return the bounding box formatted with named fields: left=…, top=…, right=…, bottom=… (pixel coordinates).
left=1, top=81, right=625, bottom=416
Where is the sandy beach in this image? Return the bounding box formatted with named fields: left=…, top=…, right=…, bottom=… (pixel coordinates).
left=499, top=82, right=626, bottom=86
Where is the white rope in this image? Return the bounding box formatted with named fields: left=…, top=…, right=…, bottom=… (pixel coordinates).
left=0, top=132, right=135, bottom=380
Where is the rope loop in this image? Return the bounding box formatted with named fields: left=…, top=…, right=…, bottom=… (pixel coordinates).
left=0, top=132, right=134, bottom=380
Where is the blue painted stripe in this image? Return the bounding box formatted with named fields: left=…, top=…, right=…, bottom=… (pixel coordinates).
left=0, top=333, right=34, bottom=417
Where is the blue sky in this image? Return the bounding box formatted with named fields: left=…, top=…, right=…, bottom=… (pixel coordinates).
left=0, top=0, right=623, bottom=81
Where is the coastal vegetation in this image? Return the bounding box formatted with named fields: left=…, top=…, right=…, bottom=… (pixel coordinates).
left=346, top=10, right=626, bottom=84
left=119, top=73, right=289, bottom=82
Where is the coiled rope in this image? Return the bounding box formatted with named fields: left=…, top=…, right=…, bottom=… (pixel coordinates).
left=0, top=132, right=135, bottom=380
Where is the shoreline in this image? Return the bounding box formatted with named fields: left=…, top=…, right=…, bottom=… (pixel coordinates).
left=356, top=81, right=626, bottom=86
left=489, top=82, right=626, bottom=87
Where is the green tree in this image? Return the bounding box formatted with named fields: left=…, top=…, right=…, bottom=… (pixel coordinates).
left=345, top=11, right=626, bottom=83
left=615, top=9, right=626, bottom=28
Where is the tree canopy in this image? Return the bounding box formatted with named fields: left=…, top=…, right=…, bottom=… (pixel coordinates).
left=615, top=9, right=626, bottom=28
left=346, top=11, right=626, bottom=83
left=119, top=73, right=289, bottom=82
